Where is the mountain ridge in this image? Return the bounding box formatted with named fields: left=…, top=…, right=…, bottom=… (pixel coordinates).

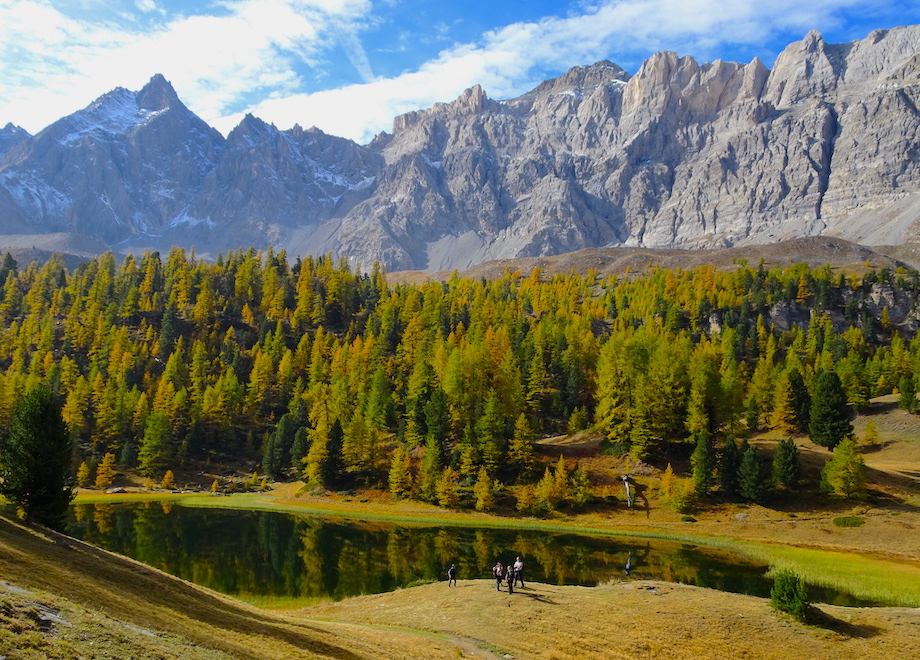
left=1, top=25, right=919, bottom=270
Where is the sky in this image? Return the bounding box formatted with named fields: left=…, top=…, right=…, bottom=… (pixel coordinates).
left=2, top=0, right=920, bottom=144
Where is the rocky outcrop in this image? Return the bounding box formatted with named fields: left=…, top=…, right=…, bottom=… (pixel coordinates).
left=1, top=26, right=920, bottom=270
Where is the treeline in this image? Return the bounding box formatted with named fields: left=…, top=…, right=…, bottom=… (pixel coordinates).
left=0, top=248, right=916, bottom=506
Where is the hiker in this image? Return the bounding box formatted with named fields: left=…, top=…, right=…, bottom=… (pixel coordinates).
left=493, top=562, right=504, bottom=591
left=513, top=556, right=524, bottom=587
left=505, top=563, right=515, bottom=594
left=447, top=563, right=457, bottom=588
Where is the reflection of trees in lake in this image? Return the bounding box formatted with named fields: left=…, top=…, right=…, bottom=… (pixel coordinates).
left=92, top=503, right=114, bottom=536
left=67, top=505, right=786, bottom=602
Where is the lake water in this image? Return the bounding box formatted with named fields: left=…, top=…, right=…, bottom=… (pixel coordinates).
left=66, top=502, right=875, bottom=606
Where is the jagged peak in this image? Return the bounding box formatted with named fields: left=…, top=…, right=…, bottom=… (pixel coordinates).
left=136, top=74, right=180, bottom=112
left=0, top=123, right=28, bottom=136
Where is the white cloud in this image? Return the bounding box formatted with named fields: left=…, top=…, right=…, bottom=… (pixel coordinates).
left=238, top=0, right=865, bottom=143
left=0, top=0, right=373, bottom=133
left=0, top=0, right=871, bottom=144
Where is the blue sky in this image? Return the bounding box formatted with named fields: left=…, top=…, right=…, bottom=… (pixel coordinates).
left=2, top=0, right=919, bottom=143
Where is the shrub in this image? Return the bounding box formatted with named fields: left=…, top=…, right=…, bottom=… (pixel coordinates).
left=770, top=570, right=810, bottom=621
left=833, top=516, right=865, bottom=527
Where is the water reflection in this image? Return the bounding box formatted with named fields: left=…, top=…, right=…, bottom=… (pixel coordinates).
left=67, top=503, right=872, bottom=606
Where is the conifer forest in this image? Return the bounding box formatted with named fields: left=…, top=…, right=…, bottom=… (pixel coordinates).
left=0, top=247, right=915, bottom=507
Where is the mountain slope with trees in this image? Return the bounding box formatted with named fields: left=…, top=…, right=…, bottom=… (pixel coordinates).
left=0, top=248, right=916, bottom=508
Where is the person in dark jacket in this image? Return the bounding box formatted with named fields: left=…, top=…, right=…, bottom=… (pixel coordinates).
left=505, top=563, right=515, bottom=594
left=447, top=563, right=457, bottom=587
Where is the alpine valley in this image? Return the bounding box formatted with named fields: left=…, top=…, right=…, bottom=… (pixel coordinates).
left=2, top=25, right=920, bottom=272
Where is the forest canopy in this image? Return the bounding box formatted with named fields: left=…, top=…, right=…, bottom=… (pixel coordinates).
left=0, top=248, right=915, bottom=499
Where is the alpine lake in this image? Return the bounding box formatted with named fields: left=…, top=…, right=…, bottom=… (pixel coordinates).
left=67, top=501, right=878, bottom=607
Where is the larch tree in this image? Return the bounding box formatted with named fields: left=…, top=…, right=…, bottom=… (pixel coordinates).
left=820, top=437, right=867, bottom=499
left=94, top=452, right=117, bottom=489
left=473, top=466, right=495, bottom=512
left=388, top=446, right=413, bottom=499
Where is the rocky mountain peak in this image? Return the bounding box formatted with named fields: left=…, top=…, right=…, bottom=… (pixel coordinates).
left=2, top=26, right=920, bottom=271
left=135, top=73, right=181, bottom=113
left=0, top=123, right=30, bottom=159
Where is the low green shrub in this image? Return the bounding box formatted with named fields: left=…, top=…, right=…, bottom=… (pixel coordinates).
left=833, top=516, right=865, bottom=528
left=770, top=570, right=810, bottom=621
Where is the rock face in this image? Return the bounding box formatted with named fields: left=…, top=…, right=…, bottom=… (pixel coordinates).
left=1, top=26, right=920, bottom=270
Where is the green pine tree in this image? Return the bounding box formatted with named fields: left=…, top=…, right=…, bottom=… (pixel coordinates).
left=0, top=386, right=73, bottom=530
left=738, top=443, right=766, bottom=502
left=809, top=371, right=853, bottom=450
left=772, top=438, right=801, bottom=489
left=691, top=431, right=715, bottom=497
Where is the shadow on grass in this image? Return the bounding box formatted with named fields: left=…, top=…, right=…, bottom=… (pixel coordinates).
left=514, top=588, right=558, bottom=605
left=807, top=606, right=884, bottom=639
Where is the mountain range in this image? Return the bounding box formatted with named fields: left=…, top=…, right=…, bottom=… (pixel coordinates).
left=1, top=25, right=920, bottom=272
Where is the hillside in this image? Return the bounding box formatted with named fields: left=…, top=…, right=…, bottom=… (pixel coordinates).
left=2, top=511, right=920, bottom=660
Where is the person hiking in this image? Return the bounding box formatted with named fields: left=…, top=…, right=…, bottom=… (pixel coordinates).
left=505, top=563, right=515, bottom=594
left=493, top=562, right=504, bottom=591
left=513, top=556, right=525, bottom=587
left=447, top=563, right=457, bottom=588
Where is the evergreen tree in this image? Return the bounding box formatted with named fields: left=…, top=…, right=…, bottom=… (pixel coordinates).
left=898, top=376, right=918, bottom=414
left=262, top=432, right=281, bottom=481
left=138, top=411, right=172, bottom=477
left=809, top=371, right=853, bottom=450
left=691, top=431, right=715, bottom=497
left=787, top=369, right=811, bottom=433
left=290, top=427, right=309, bottom=472
left=719, top=436, right=741, bottom=498
left=0, top=385, right=73, bottom=530
left=771, top=438, right=800, bottom=489
left=820, top=437, right=867, bottom=499
left=738, top=443, right=766, bottom=502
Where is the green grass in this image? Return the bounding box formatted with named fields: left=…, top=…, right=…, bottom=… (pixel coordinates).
left=833, top=516, right=866, bottom=527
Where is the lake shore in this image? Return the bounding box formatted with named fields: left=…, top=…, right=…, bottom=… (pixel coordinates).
left=2, top=511, right=919, bottom=660
left=73, top=484, right=920, bottom=608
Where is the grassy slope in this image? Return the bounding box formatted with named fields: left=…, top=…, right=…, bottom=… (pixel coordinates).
left=0, top=516, right=461, bottom=659
left=2, top=515, right=919, bottom=660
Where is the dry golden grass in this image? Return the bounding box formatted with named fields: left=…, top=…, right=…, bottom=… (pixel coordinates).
left=0, top=516, right=461, bottom=659
left=3, top=512, right=918, bottom=660
left=308, top=578, right=920, bottom=660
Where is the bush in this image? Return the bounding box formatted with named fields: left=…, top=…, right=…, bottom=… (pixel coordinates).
left=832, top=516, right=865, bottom=527
left=770, top=570, right=810, bottom=621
